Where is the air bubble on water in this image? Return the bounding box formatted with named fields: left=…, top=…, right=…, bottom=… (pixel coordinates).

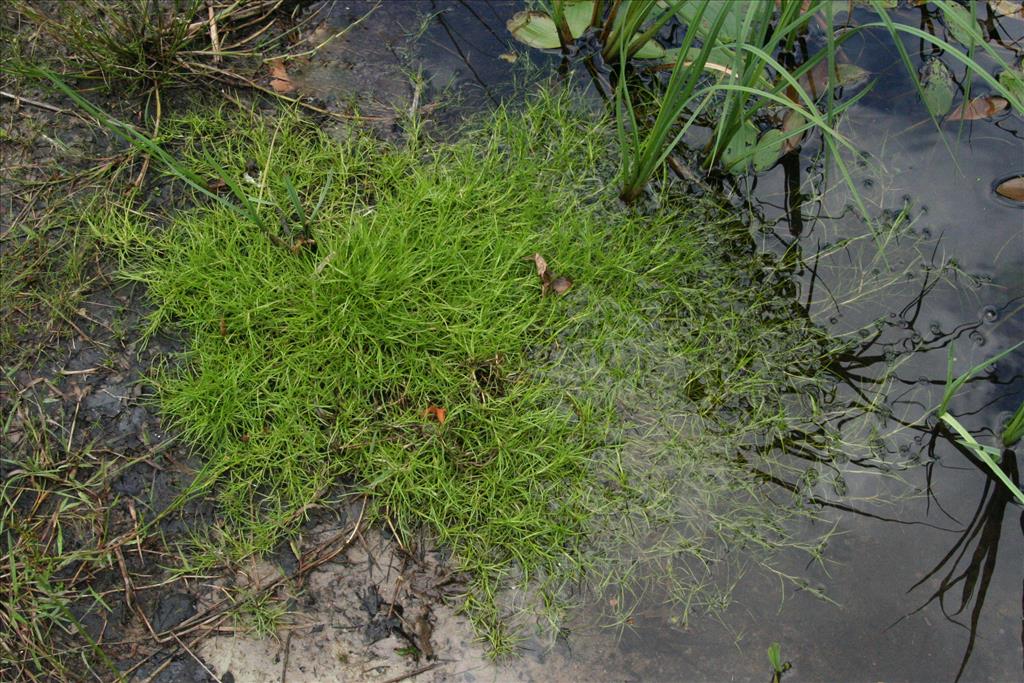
left=898, top=318, right=911, bottom=330
left=980, top=305, right=998, bottom=323
left=911, top=333, right=923, bottom=344
left=969, top=329, right=986, bottom=347
left=929, top=322, right=942, bottom=336
left=829, top=316, right=839, bottom=325
left=884, top=348, right=897, bottom=362
left=920, top=227, right=933, bottom=239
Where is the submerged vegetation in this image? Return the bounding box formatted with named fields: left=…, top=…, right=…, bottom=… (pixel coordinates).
left=74, top=89, right=852, bottom=648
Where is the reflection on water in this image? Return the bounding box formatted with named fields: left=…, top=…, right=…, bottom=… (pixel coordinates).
left=291, top=1, right=1022, bottom=680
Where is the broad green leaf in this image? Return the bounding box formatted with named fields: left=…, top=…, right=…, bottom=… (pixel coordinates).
left=561, top=0, right=594, bottom=37
left=720, top=122, right=758, bottom=173
left=998, top=66, right=1024, bottom=105
left=920, top=57, right=955, bottom=117
left=671, top=0, right=758, bottom=42
left=633, top=37, right=666, bottom=59
left=507, top=11, right=561, bottom=49
left=753, top=129, right=786, bottom=172
left=936, top=0, right=983, bottom=47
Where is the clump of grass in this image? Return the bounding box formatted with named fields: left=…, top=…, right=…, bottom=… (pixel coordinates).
left=8, top=0, right=287, bottom=94
left=92, top=88, right=851, bottom=650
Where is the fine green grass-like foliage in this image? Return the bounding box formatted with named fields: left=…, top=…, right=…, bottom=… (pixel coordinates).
left=93, top=89, right=846, bottom=649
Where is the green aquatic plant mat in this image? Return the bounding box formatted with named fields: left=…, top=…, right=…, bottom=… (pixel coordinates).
left=95, top=90, right=849, bottom=649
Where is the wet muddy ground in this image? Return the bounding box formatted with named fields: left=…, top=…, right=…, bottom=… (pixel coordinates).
left=2, top=1, right=1022, bottom=682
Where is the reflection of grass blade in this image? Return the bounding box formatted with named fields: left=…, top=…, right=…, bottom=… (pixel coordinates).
left=940, top=413, right=1024, bottom=505
left=937, top=340, right=1024, bottom=416
left=1003, top=402, right=1023, bottom=448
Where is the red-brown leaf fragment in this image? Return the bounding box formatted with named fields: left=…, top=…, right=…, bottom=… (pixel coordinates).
left=948, top=96, right=1009, bottom=121
left=424, top=405, right=447, bottom=424
left=268, top=59, right=296, bottom=94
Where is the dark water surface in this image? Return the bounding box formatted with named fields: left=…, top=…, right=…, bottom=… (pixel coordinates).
left=291, top=2, right=1022, bottom=680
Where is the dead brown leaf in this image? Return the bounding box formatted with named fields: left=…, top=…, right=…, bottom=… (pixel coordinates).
left=947, top=95, right=1009, bottom=121
left=780, top=109, right=806, bottom=155
left=995, top=176, right=1024, bottom=202
left=532, top=252, right=552, bottom=295
left=268, top=59, right=296, bottom=94
left=530, top=253, right=573, bottom=296
left=499, top=52, right=518, bottom=63
left=551, top=276, right=573, bottom=295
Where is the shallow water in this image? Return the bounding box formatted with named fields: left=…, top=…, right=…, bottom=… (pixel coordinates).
left=286, top=2, right=1022, bottom=680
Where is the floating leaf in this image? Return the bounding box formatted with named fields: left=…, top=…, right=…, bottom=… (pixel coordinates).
left=835, top=63, right=871, bottom=89
left=938, top=0, right=983, bottom=47
left=920, top=57, right=955, bottom=117
left=753, top=129, right=786, bottom=172
left=507, top=11, right=561, bottom=49
left=268, top=59, right=295, bottom=94
left=947, top=95, right=1009, bottom=121
left=507, top=3, right=591, bottom=50
left=798, top=60, right=870, bottom=99
left=999, top=66, right=1024, bottom=105
left=990, top=0, right=1024, bottom=19
left=995, top=176, right=1024, bottom=202
left=720, top=122, right=758, bottom=173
